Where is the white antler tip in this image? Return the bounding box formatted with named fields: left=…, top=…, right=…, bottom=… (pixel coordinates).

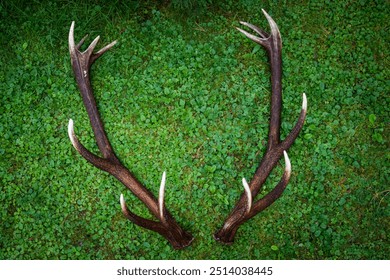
left=158, top=171, right=166, bottom=221
left=162, top=171, right=166, bottom=184
left=90, top=35, right=100, bottom=47
left=242, top=178, right=252, bottom=213
left=67, top=119, right=77, bottom=147
left=68, top=118, right=74, bottom=128
left=69, top=22, right=76, bottom=50
left=120, top=194, right=126, bottom=208
left=242, top=177, right=249, bottom=189
left=159, top=171, right=166, bottom=195
left=302, top=93, right=307, bottom=111
left=283, top=151, right=292, bottom=176
left=261, top=9, right=272, bottom=22
left=260, top=8, right=280, bottom=38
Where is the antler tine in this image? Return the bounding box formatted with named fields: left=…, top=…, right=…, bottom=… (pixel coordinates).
left=68, top=21, right=88, bottom=50
left=282, top=93, right=308, bottom=150
left=119, top=194, right=155, bottom=226
left=94, top=40, right=117, bottom=59
left=239, top=21, right=268, bottom=38
left=68, top=119, right=99, bottom=163
left=302, top=93, right=307, bottom=113
left=89, top=37, right=117, bottom=65
left=283, top=151, right=292, bottom=178
left=84, top=35, right=101, bottom=57
left=242, top=178, right=252, bottom=214
left=69, top=21, right=77, bottom=53
left=242, top=151, right=291, bottom=219
left=67, top=119, right=114, bottom=171
left=67, top=22, right=193, bottom=249
left=76, top=34, right=89, bottom=50
left=236, top=26, right=267, bottom=46
left=67, top=119, right=78, bottom=150
left=119, top=194, right=164, bottom=230
left=261, top=9, right=281, bottom=41
left=250, top=151, right=291, bottom=216
left=119, top=171, right=169, bottom=226
left=237, top=20, right=269, bottom=46
left=214, top=10, right=306, bottom=244
left=159, top=171, right=167, bottom=223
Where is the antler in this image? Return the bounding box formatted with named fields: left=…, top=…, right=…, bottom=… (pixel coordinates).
left=67, top=22, right=193, bottom=249
left=214, top=10, right=307, bottom=244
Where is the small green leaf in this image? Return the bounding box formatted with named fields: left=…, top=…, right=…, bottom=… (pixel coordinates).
left=304, top=133, right=313, bottom=140
left=252, top=44, right=261, bottom=54
left=372, top=132, right=384, bottom=144
left=368, top=114, right=376, bottom=125
left=338, top=197, right=346, bottom=206
left=271, top=245, right=279, bottom=251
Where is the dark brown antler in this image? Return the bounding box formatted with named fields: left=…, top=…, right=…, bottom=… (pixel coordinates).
left=67, top=22, right=193, bottom=249
left=214, top=10, right=307, bottom=244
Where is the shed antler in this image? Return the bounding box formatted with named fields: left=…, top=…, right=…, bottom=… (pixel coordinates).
left=214, top=10, right=307, bottom=244
left=67, top=22, right=193, bottom=249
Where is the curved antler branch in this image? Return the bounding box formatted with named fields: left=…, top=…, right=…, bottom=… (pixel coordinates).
left=120, top=171, right=169, bottom=229
left=249, top=151, right=291, bottom=217
left=214, top=10, right=307, bottom=244
left=281, top=93, right=307, bottom=150
left=68, top=119, right=112, bottom=171
left=68, top=22, right=193, bottom=249
left=120, top=194, right=163, bottom=230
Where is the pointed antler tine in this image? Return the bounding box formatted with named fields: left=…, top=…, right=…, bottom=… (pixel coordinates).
left=158, top=171, right=167, bottom=222
left=236, top=18, right=270, bottom=47
left=302, top=93, right=307, bottom=111
left=92, top=40, right=118, bottom=63
left=242, top=178, right=252, bottom=214
left=67, top=119, right=77, bottom=149
left=68, top=118, right=107, bottom=169
left=236, top=27, right=264, bottom=45
left=239, top=21, right=268, bottom=38
left=119, top=193, right=165, bottom=232
left=76, top=34, right=89, bottom=50
left=279, top=92, right=307, bottom=149
left=283, top=151, right=292, bottom=179
left=240, top=151, right=292, bottom=221
left=69, top=21, right=89, bottom=51
left=120, top=193, right=127, bottom=213
left=85, top=35, right=101, bottom=56
left=261, top=9, right=281, bottom=39
left=69, top=21, right=76, bottom=54
left=96, top=40, right=117, bottom=56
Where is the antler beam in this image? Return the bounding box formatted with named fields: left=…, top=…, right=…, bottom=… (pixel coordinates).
left=67, top=22, right=193, bottom=249
left=214, top=10, right=307, bottom=244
